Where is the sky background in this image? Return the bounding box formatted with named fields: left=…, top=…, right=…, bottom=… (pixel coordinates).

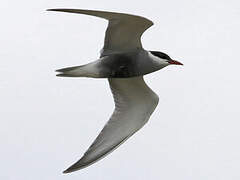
left=1, top=0, right=240, bottom=179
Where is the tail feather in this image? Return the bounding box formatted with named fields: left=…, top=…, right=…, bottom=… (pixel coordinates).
left=56, top=65, right=86, bottom=77
left=56, top=65, right=83, bottom=73
left=55, top=57, right=107, bottom=78
left=56, top=73, right=80, bottom=77
left=56, top=65, right=84, bottom=77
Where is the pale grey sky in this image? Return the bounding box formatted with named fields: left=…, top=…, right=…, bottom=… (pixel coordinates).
left=1, top=0, right=240, bottom=180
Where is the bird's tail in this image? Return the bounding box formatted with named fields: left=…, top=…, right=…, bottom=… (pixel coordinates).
left=56, top=65, right=85, bottom=77
left=56, top=58, right=105, bottom=78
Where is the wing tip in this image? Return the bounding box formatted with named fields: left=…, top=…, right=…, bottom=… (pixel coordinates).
left=62, top=160, right=88, bottom=174
left=46, top=8, right=72, bottom=12
left=63, top=168, right=74, bottom=174
left=62, top=165, right=80, bottom=174
left=62, top=169, right=71, bottom=174
left=46, top=8, right=57, bottom=12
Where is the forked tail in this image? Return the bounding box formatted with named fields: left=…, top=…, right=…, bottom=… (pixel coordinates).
left=56, top=58, right=106, bottom=78
left=56, top=65, right=89, bottom=77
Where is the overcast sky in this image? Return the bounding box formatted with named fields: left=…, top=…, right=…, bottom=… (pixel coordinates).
left=1, top=0, right=240, bottom=180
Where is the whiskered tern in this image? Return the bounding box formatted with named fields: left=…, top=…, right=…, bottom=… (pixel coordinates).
left=47, top=8, right=183, bottom=173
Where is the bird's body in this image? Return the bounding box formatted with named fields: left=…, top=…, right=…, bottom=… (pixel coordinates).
left=48, top=8, right=182, bottom=173
left=56, top=50, right=169, bottom=78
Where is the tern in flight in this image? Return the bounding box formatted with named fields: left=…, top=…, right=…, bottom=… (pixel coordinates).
left=47, top=8, right=183, bottom=173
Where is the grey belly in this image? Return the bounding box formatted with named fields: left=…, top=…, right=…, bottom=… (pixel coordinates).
left=99, top=51, right=153, bottom=78
left=103, top=54, right=138, bottom=78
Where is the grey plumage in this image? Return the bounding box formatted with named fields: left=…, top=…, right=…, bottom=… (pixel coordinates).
left=48, top=8, right=182, bottom=173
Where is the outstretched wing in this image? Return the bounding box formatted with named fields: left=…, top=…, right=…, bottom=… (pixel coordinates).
left=63, top=76, right=159, bottom=173
left=47, top=9, right=153, bottom=55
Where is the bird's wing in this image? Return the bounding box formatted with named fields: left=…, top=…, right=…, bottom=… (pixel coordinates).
left=63, top=76, right=159, bottom=173
left=47, top=9, right=153, bottom=55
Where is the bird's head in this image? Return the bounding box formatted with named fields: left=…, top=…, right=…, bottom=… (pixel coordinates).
left=150, top=51, right=183, bottom=66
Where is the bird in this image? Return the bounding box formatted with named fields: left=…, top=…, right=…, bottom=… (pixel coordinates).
left=47, top=8, right=183, bottom=173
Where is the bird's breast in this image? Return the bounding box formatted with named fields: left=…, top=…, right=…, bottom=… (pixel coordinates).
left=99, top=50, right=161, bottom=78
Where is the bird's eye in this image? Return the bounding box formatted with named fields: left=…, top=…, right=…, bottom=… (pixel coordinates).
left=161, top=55, right=169, bottom=60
